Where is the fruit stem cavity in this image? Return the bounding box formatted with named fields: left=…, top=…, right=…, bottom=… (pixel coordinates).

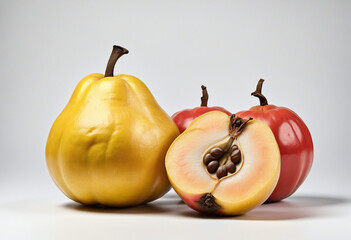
left=251, top=79, right=268, bottom=106
left=196, top=193, right=221, bottom=213
left=229, top=115, right=252, bottom=139
left=200, top=85, right=209, bottom=107
left=104, top=45, right=129, bottom=77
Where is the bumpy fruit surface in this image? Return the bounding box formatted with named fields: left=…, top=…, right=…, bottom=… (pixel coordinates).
left=236, top=79, right=313, bottom=202
left=46, top=46, right=179, bottom=207
left=166, top=111, right=280, bottom=215
left=172, top=85, right=231, bottom=133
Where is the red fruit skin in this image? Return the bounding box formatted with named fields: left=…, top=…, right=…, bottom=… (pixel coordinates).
left=236, top=105, right=313, bottom=202
left=172, top=107, right=231, bottom=133
left=179, top=194, right=205, bottom=213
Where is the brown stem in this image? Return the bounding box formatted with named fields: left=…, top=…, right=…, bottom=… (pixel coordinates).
left=200, top=85, right=209, bottom=107
left=251, top=79, right=268, bottom=106
left=104, top=45, right=129, bottom=77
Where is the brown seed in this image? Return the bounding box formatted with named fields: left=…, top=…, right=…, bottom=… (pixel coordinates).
left=203, top=153, right=216, bottom=165
left=226, top=162, right=236, bottom=173
left=231, top=147, right=241, bottom=164
left=210, top=147, right=224, bottom=158
left=230, top=144, right=238, bottom=152
left=216, top=166, right=228, bottom=179
left=207, top=161, right=219, bottom=173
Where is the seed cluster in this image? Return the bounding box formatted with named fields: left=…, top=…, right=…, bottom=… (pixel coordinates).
left=203, top=144, right=242, bottom=179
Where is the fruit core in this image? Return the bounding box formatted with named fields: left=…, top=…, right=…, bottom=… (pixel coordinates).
left=202, top=115, right=252, bottom=180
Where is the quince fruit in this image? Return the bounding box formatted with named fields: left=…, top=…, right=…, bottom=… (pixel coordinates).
left=166, top=111, right=280, bottom=215
left=46, top=46, right=179, bottom=207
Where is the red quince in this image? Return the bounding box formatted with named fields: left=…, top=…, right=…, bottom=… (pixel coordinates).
left=236, top=79, right=314, bottom=202
left=172, top=85, right=231, bottom=133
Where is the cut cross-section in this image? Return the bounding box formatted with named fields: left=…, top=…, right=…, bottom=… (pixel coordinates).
left=165, top=111, right=280, bottom=215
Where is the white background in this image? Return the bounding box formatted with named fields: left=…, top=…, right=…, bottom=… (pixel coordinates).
left=0, top=0, right=350, bottom=239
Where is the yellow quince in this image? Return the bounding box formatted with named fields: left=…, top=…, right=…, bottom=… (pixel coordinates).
left=46, top=46, right=179, bottom=207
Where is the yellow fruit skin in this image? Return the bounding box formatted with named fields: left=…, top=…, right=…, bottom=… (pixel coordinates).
left=46, top=73, right=179, bottom=207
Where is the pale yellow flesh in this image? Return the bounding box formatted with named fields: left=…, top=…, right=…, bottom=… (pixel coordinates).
left=165, top=111, right=280, bottom=215
left=166, top=111, right=229, bottom=195
left=46, top=74, right=179, bottom=206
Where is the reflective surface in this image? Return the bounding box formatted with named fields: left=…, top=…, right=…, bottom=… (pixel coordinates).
left=1, top=190, right=350, bottom=240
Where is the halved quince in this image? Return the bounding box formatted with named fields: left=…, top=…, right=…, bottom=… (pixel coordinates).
left=166, top=111, right=280, bottom=215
